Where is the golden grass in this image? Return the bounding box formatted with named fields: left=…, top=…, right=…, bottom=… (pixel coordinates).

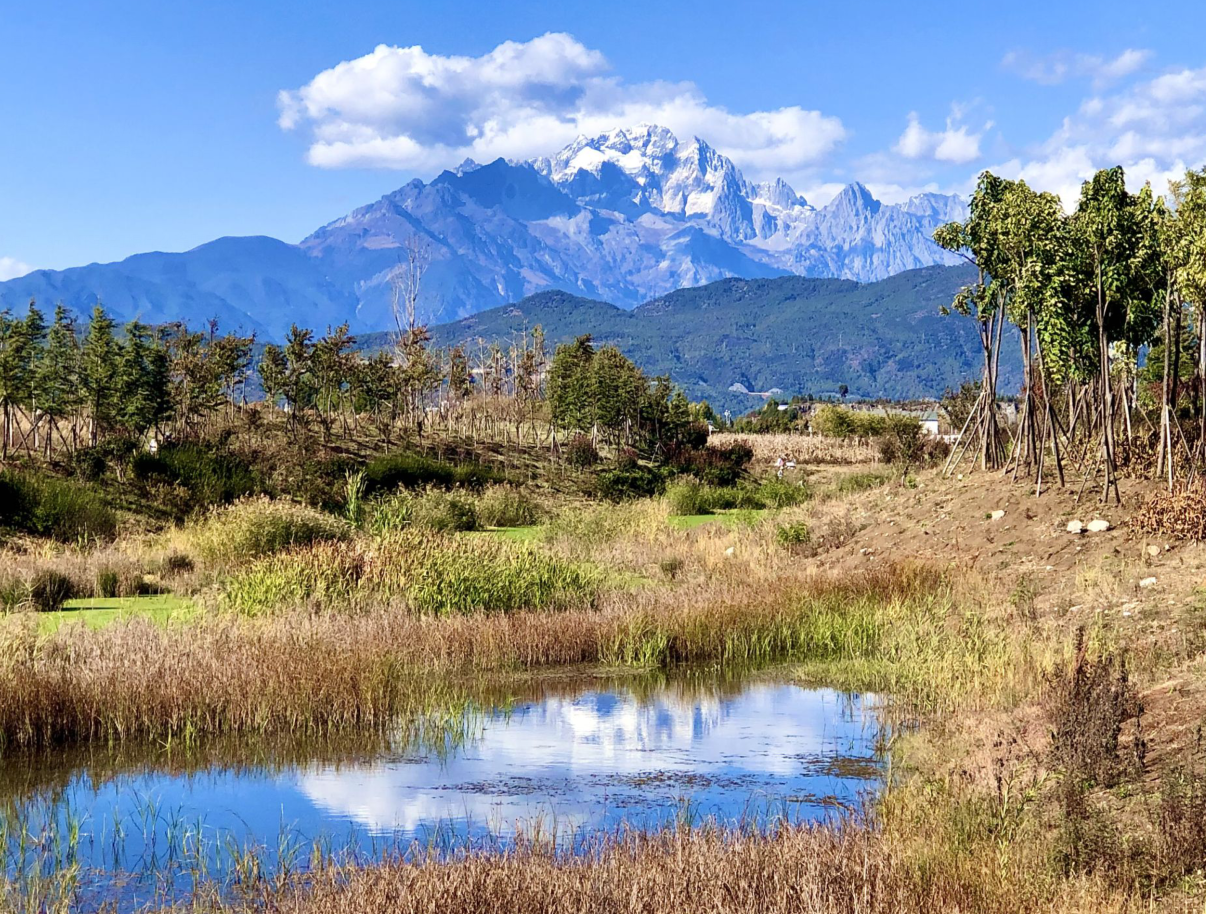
left=0, top=560, right=1048, bottom=751
left=153, top=816, right=1138, bottom=914
left=710, top=432, right=880, bottom=466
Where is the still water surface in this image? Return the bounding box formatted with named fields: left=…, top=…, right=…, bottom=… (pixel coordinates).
left=6, top=675, right=883, bottom=908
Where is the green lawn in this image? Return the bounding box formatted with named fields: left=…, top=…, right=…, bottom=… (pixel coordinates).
left=667, top=509, right=767, bottom=530
left=38, top=594, right=198, bottom=634
left=480, top=525, right=543, bottom=542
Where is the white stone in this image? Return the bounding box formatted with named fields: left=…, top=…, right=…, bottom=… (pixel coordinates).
left=990, top=510, right=1005, bottom=520
left=1147, top=545, right=1160, bottom=557
left=1066, top=520, right=1084, bottom=534
left=1086, top=519, right=1111, bottom=533
left=1139, top=577, right=1157, bottom=588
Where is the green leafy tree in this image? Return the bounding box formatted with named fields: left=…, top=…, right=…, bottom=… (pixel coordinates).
left=1170, top=168, right=1206, bottom=446
left=1070, top=167, right=1143, bottom=502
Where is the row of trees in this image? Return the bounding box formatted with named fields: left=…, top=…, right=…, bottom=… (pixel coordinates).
left=0, top=297, right=702, bottom=463
left=0, top=304, right=187, bottom=458
left=936, top=165, right=1206, bottom=501
left=545, top=335, right=709, bottom=451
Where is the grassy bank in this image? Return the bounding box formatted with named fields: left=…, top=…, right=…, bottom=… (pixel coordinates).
left=0, top=564, right=964, bottom=751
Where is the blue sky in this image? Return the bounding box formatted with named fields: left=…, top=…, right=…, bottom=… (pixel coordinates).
left=3, top=0, right=1204, bottom=277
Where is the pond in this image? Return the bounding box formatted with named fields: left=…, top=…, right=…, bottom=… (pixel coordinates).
left=1, top=673, right=884, bottom=909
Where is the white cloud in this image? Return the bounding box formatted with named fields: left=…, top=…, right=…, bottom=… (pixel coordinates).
left=1002, top=48, right=1152, bottom=88
left=0, top=257, right=34, bottom=281
left=985, top=64, right=1206, bottom=209
left=893, top=111, right=986, bottom=164
left=278, top=33, right=846, bottom=178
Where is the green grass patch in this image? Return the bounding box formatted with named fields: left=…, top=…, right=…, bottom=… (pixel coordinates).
left=834, top=469, right=893, bottom=495
left=667, top=509, right=767, bottom=530
left=482, top=525, right=544, bottom=542
left=38, top=594, right=197, bottom=633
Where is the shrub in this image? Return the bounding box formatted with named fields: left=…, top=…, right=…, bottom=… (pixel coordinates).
left=835, top=470, right=892, bottom=495
left=161, top=551, right=195, bottom=575
left=1045, top=630, right=1144, bottom=789
left=755, top=477, right=811, bottom=508
left=222, top=532, right=600, bottom=616
left=474, top=486, right=543, bottom=528
left=666, top=477, right=806, bottom=516
left=69, top=446, right=109, bottom=483
left=665, top=480, right=714, bottom=516
left=132, top=443, right=260, bottom=508
left=876, top=415, right=924, bottom=469
left=94, top=563, right=148, bottom=598
left=614, top=447, right=640, bottom=470
left=0, top=470, right=117, bottom=542
left=776, top=522, right=812, bottom=548
left=666, top=441, right=753, bottom=487
left=28, top=570, right=75, bottom=612
left=564, top=434, right=599, bottom=468
left=1154, top=750, right=1206, bottom=881
left=368, top=489, right=480, bottom=534
left=811, top=405, right=886, bottom=439
left=409, top=490, right=479, bottom=533
left=96, top=568, right=120, bottom=599
left=0, top=575, right=28, bottom=611
left=186, top=497, right=350, bottom=565
left=593, top=464, right=666, bottom=501
left=362, top=451, right=500, bottom=496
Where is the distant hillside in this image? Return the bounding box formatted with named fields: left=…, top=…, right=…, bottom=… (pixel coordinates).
left=425, top=264, right=1017, bottom=414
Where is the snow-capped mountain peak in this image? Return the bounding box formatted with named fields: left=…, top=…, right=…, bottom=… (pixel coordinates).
left=0, top=122, right=969, bottom=337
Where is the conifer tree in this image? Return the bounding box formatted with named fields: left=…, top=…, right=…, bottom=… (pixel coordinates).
left=0, top=303, right=38, bottom=457
left=116, top=322, right=171, bottom=437
left=79, top=304, right=119, bottom=445
left=37, top=305, right=79, bottom=454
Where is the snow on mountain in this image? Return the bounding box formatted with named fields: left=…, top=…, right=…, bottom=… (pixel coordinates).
left=0, top=124, right=967, bottom=337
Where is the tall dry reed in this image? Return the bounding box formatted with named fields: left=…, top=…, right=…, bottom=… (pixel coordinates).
left=0, top=564, right=1042, bottom=752
left=159, top=820, right=1133, bottom=914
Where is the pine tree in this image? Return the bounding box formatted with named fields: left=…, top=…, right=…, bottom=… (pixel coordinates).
left=311, top=323, right=355, bottom=440
left=547, top=335, right=595, bottom=432
left=447, top=345, right=472, bottom=402
left=37, top=305, right=79, bottom=454
left=116, top=322, right=171, bottom=437
left=0, top=303, right=37, bottom=457
left=79, top=304, right=119, bottom=445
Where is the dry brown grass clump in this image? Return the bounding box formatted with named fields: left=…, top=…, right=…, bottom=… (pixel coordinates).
left=165, top=822, right=1132, bottom=914
left=0, top=565, right=943, bottom=751
left=710, top=432, right=880, bottom=467
left=1130, top=484, right=1206, bottom=541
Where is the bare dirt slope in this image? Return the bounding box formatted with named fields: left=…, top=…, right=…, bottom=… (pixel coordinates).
left=816, top=467, right=1206, bottom=773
